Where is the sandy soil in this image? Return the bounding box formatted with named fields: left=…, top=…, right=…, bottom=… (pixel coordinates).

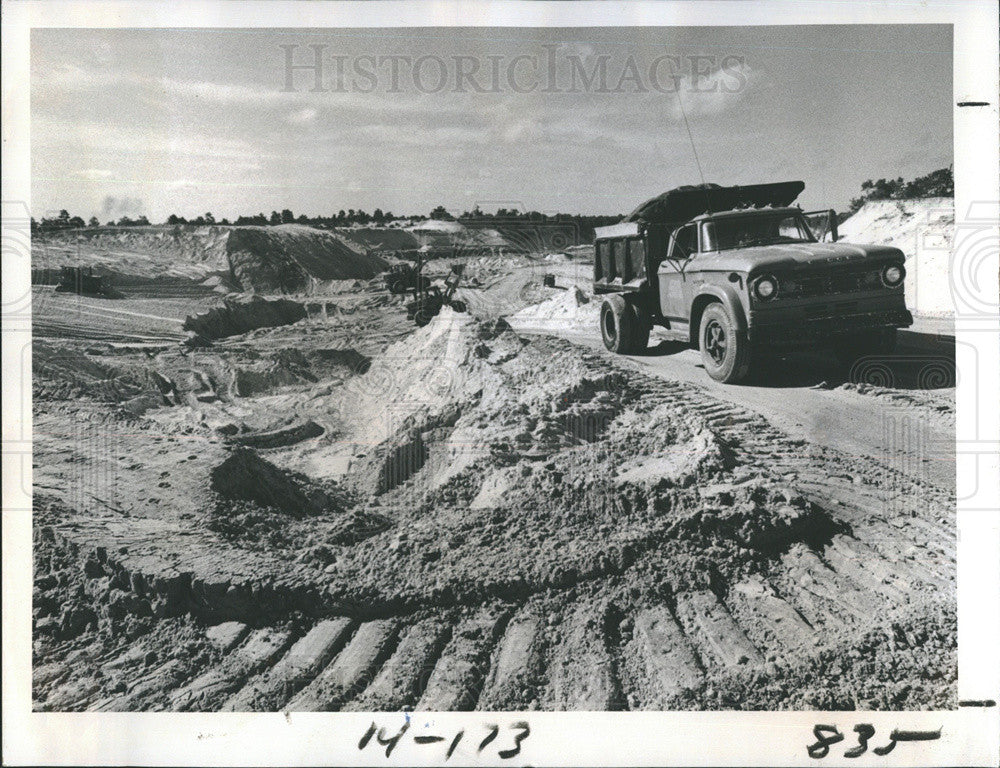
left=31, top=242, right=955, bottom=713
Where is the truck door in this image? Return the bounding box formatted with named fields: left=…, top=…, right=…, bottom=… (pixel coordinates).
left=658, top=223, right=697, bottom=321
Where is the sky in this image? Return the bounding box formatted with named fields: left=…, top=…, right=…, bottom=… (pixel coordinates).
left=31, top=25, right=952, bottom=222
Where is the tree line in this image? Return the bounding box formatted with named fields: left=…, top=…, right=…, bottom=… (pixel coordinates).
left=847, top=166, right=953, bottom=214
left=31, top=205, right=622, bottom=240
left=32, top=168, right=954, bottom=236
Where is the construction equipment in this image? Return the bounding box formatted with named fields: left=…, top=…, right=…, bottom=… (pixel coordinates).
left=384, top=261, right=431, bottom=294
left=54, top=266, right=111, bottom=296
left=405, top=262, right=467, bottom=326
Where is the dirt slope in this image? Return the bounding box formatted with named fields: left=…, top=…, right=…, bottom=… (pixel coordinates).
left=32, top=225, right=389, bottom=294
left=33, top=307, right=954, bottom=712
left=225, top=225, right=388, bottom=293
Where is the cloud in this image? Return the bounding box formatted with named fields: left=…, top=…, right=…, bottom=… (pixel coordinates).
left=286, top=107, right=318, bottom=124
left=70, top=168, right=114, bottom=180
left=667, top=64, right=768, bottom=121
left=158, top=76, right=295, bottom=106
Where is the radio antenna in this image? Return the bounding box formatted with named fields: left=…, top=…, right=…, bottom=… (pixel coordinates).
left=675, top=90, right=713, bottom=217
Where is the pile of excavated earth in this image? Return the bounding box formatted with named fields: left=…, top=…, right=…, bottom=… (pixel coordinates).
left=34, top=289, right=955, bottom=711
left=32, top=224, right=391, bottom=294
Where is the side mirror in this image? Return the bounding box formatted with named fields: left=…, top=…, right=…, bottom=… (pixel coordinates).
left=804, top=209, right=840, bottom=242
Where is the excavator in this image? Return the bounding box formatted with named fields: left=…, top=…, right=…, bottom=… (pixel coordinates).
left=401, top=254, right=467, bottom=326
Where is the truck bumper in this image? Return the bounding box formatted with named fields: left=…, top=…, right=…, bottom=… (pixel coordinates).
left=749, top=298, right=912, bottom=346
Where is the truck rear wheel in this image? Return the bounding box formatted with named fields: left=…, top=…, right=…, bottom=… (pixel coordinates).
left=601, top=295, right=637, bottom=354
left=699, top=303, right=751, bottom=383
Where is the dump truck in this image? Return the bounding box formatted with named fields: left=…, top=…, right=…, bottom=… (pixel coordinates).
left=593, top=181, right=912, bottom=383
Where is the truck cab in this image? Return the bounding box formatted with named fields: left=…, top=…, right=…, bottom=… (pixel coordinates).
left=594, top=182, right=912, bottom=383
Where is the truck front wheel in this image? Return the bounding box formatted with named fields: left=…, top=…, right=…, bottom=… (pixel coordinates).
left=699, top=303, right=751, bottom=383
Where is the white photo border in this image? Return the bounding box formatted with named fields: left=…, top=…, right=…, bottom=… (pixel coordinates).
left=3, top=1, right=998, bottom=765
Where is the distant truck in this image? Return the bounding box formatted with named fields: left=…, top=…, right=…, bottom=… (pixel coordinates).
left=593, top=182, right=912, bottom=383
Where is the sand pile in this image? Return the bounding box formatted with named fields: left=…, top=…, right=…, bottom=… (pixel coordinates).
left=33, top=225, right=390, bottom=294
left=336, top=227, right=420, bottom=252
left=32, top=226, right=231, bottom=282
left=239, top=316, right=851, bottom=614
left=225, top=225, right=388, bottom=293
left=506, top=284, right=600, bottom=332
left=183, top=297, right=306, bottom=340
left=838, top=197, right=953, bottom=315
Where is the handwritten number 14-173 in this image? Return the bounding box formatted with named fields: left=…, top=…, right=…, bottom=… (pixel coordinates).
left=360, top=721, right=530, bottom=760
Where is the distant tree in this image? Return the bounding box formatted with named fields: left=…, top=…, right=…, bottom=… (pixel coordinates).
left=68, top=216, right=86, bottom=228
left=269, top=211, right=281, bottom=225
left=88, top=216, right=100, bottom=227
left=280, top=209, right=294, bottom=224
left=117, top=216, right=134, bottom=226
left=58, top=210, right=70, bottom=224
left=297, top=214, right=309, bottom=223
left=429, top=205, right=453, bottom=221
left=167, top=214, right=187, bottom=225
left=220, top=218, right=231, bottom=225
left=848, top=167, right=953, bottom=214
left=203, top=212, right=215, bottom=225
left=372, top=208, right=384, bottom=224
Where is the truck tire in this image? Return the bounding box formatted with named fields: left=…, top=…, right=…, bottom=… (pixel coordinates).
left=601, top=295, right=637, bottom=353
left=699, top=303, right=751, bottom=383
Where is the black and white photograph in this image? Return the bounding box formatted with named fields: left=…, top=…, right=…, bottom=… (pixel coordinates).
left=3, top=2, right=998, bottom=766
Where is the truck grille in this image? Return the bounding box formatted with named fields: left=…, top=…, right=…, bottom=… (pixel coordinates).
left=782, top=268, right=882, bottom=298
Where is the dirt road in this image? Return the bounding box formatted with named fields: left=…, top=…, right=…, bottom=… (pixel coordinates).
left=476, top=265, right=955, bottom=492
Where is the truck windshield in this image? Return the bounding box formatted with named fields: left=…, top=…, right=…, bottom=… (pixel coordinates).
left=701, top=213, right=816, bottom=251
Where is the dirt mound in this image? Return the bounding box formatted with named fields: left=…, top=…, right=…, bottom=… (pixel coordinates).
left=336, top=227, right=420, bottom=253
left=225, top=225, right=388, bottom=293
left=183, top=297, right=306, bottom=340
left=32, top=340, right=171, bottom=407
left=32, top=226, right=232, bottom=281
left=506, top=284, right=600, bottom=331
left=211, top=448, right=347, bottom=519
left=33, top=225, right=389, bottom=295
left=406, top=220, right=520, bottom=252
left=272, top=313, right=858, bottom=611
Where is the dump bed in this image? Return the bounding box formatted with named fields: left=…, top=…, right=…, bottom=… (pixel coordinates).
left=593, top=222, right=647, bottom=290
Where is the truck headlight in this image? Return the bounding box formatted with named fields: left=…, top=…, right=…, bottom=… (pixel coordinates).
left=753, top=275, right=778, bottom=301
left=881, top=264, right=904, bottom=287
